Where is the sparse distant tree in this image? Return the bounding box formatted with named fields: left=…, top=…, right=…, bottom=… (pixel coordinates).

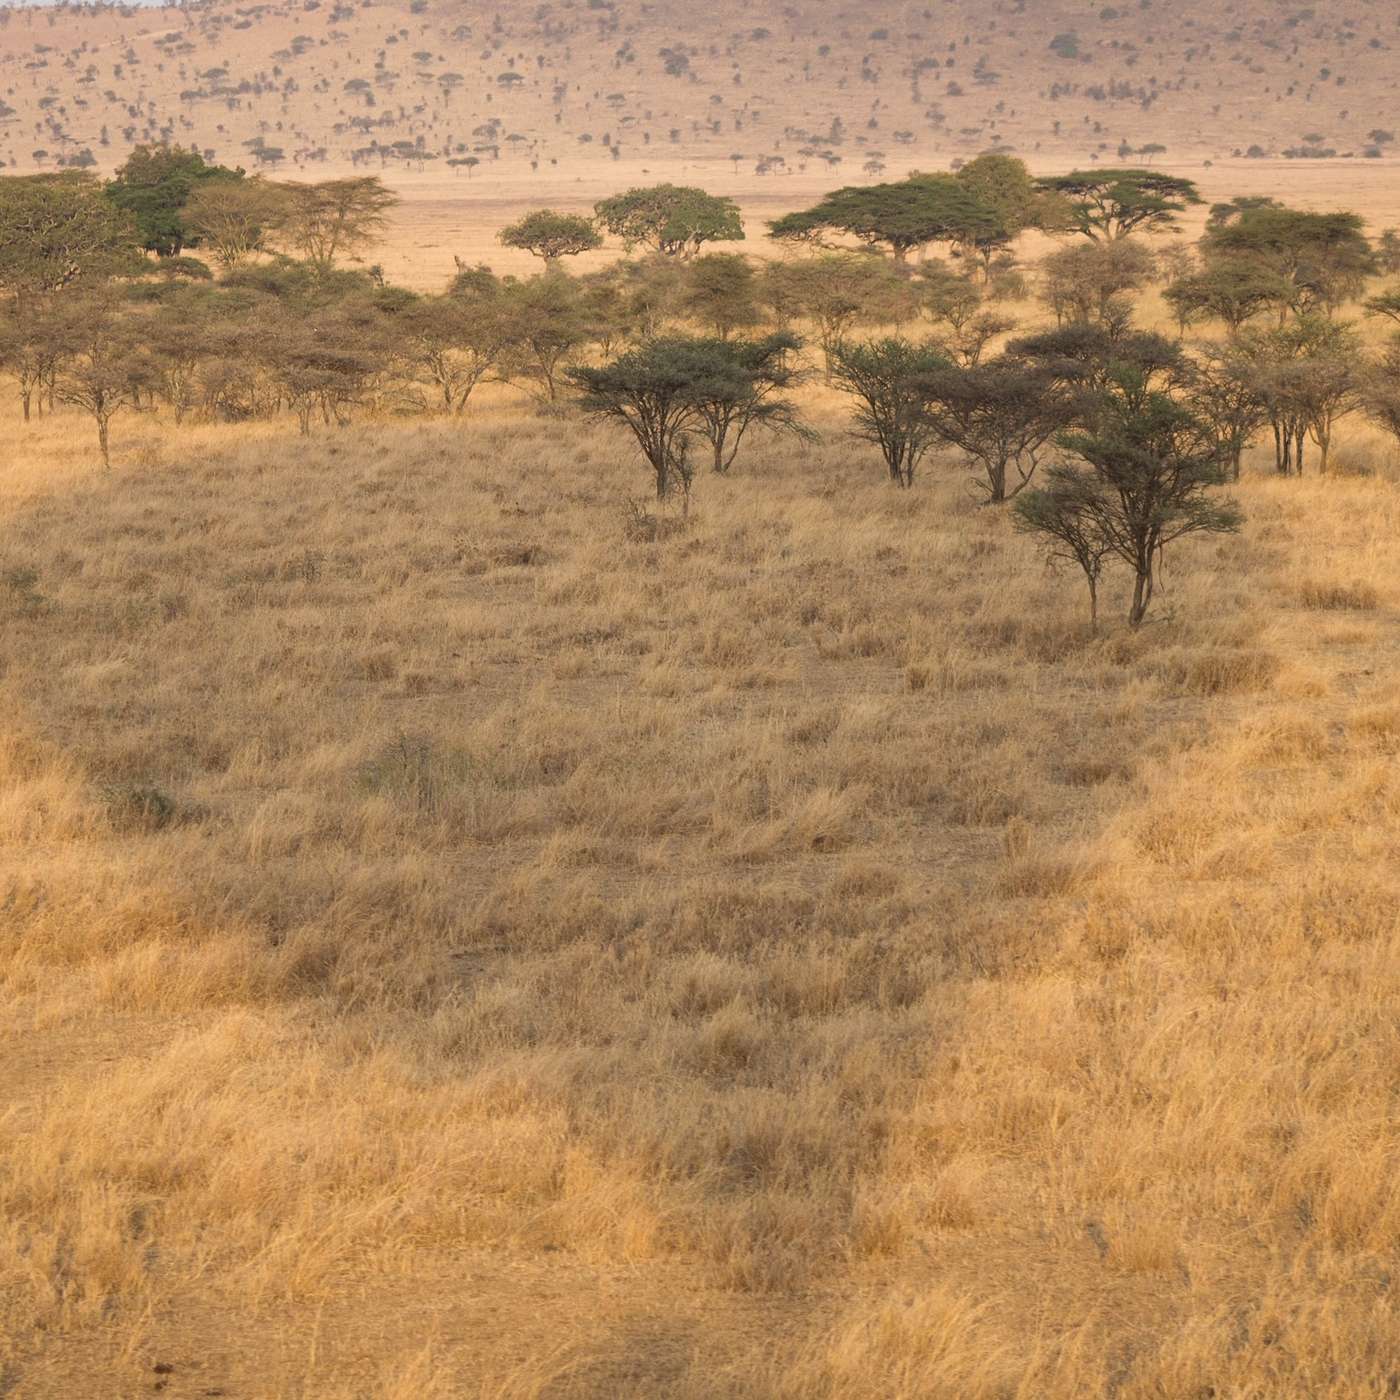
left=274, top=176, right=400, bottom=269
left=831, top=336, right=949, bottom=487
left=1034, top=169, right=1202, bottom=242
left=498, top=208, right=603, bottom=263
left=594, top=184, right=744, bottom=258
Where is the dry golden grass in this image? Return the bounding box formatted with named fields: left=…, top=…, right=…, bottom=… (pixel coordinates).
left=2, top=326, right=1400, bottom=1395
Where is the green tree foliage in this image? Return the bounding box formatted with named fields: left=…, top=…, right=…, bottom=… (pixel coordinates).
left=768, top=174, right=1001, bottom=266
left=1164, top=262, right=1290, bottom=335
left=593, top=185, right=744, bottom=258
left=0, top=173, right=138, bottom=301
left=830, top=337, right=949, bottom=487
left=1034, top=169, right=1203, bottom=242
left=681, top=252, right=762, bottom=340
left=1017, top=376, right=1241, bottom=626
left=1203, top=205, right=1374, bottom=319
left=274, top=177, right=400, bottom=269
left=684, top=333, right=812, bottom=473
left=760, top=252, right=912, bottom=379
left=920, top=356, right=1082, bottom=502
left=568, top=334, right=811, bottom=497
left=497, top=209, right=603, bottom=263
left=105, top=144, right=243, bottom=257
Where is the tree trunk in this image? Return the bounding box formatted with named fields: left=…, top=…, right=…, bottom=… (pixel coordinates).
left=97, top=416, right=111, bottom=470
left=1129, top=567, right=1152, bottom=627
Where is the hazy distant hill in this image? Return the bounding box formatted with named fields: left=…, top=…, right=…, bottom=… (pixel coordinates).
left=0, top=0, right=1395, bottom=179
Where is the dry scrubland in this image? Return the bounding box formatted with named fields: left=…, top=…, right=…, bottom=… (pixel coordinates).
left=2, top=293, right=1400, bottom=1394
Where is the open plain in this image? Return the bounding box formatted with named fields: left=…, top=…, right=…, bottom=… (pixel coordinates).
left=2, top=2, right=1400, bottom=1397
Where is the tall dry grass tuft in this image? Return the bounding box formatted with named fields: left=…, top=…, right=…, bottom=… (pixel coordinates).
left=1, top=382, right=1398, bottom=1395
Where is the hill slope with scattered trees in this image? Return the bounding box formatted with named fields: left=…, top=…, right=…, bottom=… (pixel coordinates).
left=0, top=0, right=1397, bottom=179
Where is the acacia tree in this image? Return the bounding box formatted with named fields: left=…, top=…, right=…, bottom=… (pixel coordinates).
left=105, top=145, right=243, bottom=257
left=53, top=294, right=150, bottom=467
left=1012, top=465, right=1114, bottom=628
left=594, top=185, right=744, bottom=259
left=184, top=178, right=287, bottom=268
left=0, top=296, right=77, bottom=420
left=1034, top=170, right=1202, bottom=242
left=1163, top=261, right=1289, bottom=336
left=1187, top=344, right=1270, bottom=480
left=1238, top=317, right=1361, bottom=473
left=681, top=252, right=762, bottom=340
left=259, top=300, right=396, bottom=433
left=567, top=340, right=704, bottom=501
left=761, top=252, right=911, bottom=380
left=0, top=173, right=137, bottom=303
left=1040, top=239, right=1157, bottom=326
left=403, top=277, right=512, bottom=413
left=1360, top=339, right=1400, bottom=455
left=1018, top=384, right=1242, bottom=626
left=920, top=356, right=1081, bottom=502
left=1203, top=206, right=1374, bottom=320
left=684, top=333, right=812, bottom=473
left=274, top=177, right=400, bottom=269
left=498, top=209, right=602, bottom=263
left=499, top=270, right=593, bottom=401
left=769, top=175, right=1001, bottom=266
left=831, top=337, right=949, bottom=487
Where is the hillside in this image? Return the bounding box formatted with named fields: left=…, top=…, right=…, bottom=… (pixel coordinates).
left=0, top=0, right=1397, bottom=181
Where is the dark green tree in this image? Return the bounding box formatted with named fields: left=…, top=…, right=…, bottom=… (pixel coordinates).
left=1020, top=382, right=1242, bottom=626
left=830, top=337, right=950, bottom=487
left=769, top=175, right=1001, bottom=266
left=1034, top=169, right=1203, bottom=242
left=593, top=185, right=744, bottom=259
left=498, top=208, right=603, bottom=263
left=105, top=144, right=243, bottom=257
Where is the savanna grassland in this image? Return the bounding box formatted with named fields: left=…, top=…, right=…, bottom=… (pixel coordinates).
left=2, top=2, right=1400, bottom=1395
left=2, top=287, right=1399, bottom=1396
